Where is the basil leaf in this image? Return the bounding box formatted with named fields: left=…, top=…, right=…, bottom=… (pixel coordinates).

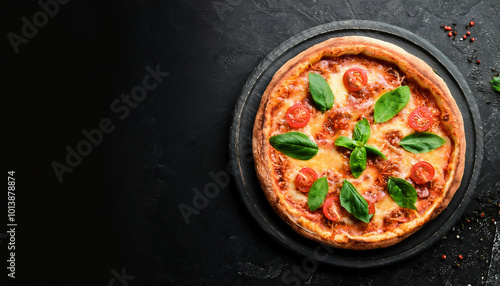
left=374, top=86, right=411, bottom=123
left=353, top=118, right=370, bottom=144
left=365, top=145, right=387, bottom=159
left=269, top=132, right=318, bottom=160
left=350, top=146, right=367, bottom=178
left=399, top=132, right=446, bottom=154
left=491, top=76, right=500, bottom=92
left=340, top=180, right=371, bottom=223
left=308, top=73, right=334, bottom=112
left=334, top=136, right=357, bottom=149
left=308, top=177, right=329, bottom=211
left=387, top=177, right=417, bottom=210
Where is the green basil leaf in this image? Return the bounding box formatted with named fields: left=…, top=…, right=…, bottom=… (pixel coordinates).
left=350, top=146, right=367, bottom=178
left=399, top=132, right=446, bottom=154
left=353, top=118, right=370, bottom=144
left=340, top=180, right=371, bottom=223
left=433, top=69, right=441, bottom=78
left=374, top=86, right=411, bottom=123
left=308, top=73, right=334, bottom=112
left=387, top=177, right=417, bottom=210
left=491, top=76, right=500, bottom=92
left=334, top=136, right=356, bottom=149
left=365, top=145, right=387, bottom=159
left=308, top=177, right=329, bottom=211
left=269, top=132, right=318, bottom=160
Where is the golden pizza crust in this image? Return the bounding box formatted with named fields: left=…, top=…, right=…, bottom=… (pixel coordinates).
left=252, top=36, right=465, bottom=250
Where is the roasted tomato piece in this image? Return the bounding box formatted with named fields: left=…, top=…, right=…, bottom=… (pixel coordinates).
left=408, top=107, right=433, bottom=131
left=285, top=103, right=310, bottom=128
left=323, top=195, right=345, bottom=221
left=410, top=161, right=435, bottom=184
left=362, top=195, right=376, bottom=215
left=294, top=168, right=317, bottom=192
left=343, top=68, right=368, bottom=91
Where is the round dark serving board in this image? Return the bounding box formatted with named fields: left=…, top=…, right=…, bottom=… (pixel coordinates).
left=229, top=20, right=483, bottom=268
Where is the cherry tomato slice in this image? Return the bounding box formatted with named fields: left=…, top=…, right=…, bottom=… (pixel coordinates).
left=408, top=107, right=433, bottom=132
left=323, top=195, right=349, bottom=221
left=343, top=68, right=368, bottom=91
left=285, top=103, right=310, bottom=128
left=410, top=161, right=435, bottom=184
left=364, top=199, right=375, bottom=215
left=368, top=201, right=375, bottom=215
left=362, top=195, right=376, bottom=215
left=294, top=168, right=317, bottom=193
left=323, top=196, right=340, bottom=221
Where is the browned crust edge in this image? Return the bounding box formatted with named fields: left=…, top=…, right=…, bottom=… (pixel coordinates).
left=252, top=36, right=466, bottom=250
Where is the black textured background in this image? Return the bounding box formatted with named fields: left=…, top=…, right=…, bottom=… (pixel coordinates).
left=1, top=0, right=499, bottom=285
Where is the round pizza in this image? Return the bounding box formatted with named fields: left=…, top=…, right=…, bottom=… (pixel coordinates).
left=252, top=36, right=465, bottom=250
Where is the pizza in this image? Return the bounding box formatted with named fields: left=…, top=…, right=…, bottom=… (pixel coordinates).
left=252, top=36, right=465, bottom=250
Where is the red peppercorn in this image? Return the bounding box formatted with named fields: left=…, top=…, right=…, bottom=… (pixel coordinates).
left=442, top=254, right=447, bottom=260
left=459, top=254, right=464, bottom=260
left=477, top=60, right=481, bottom=64
left=467, top=31, right=471, bottom=35
left=470, top=21, right=475, bottom=26
left=463, top=35, right=467, bottom=39
left=448, top=32, right=453, bottom=37
left=471, top=38, right=476, bottom=42
left=480, top=212, right=485, bottom=217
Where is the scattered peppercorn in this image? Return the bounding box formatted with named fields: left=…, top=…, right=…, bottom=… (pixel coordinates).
left=449, top=32, right=453, bottom=37
left=467, top=219, right=470, bottom=223
left=456, top=263, right=461, bottom=268
left=487, top=100, right=491, bottom=104
left=470, top=21, right=475, bottom=26
left=463, top=35, right=467, bottom=39
left=480, top=212, right=485, bottom=217
left=459, top=254, right=464, bottom=260
left=471, top=38, right=476, bottom=42
left=467, top=31, right=471, bottom=36
left=477, top=60, right=481, bottom=64
left=442, top=254, right=447, bottom=260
